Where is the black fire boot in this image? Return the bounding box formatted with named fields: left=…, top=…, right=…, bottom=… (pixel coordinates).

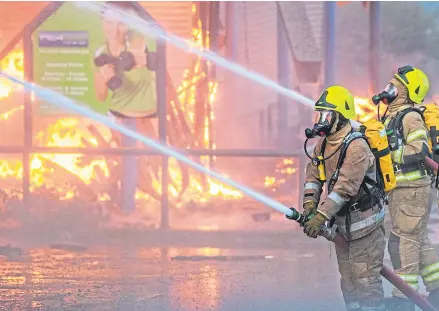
left=428, top=289, right=439, bottom=307
left=384, top=296, right=415, bottom=311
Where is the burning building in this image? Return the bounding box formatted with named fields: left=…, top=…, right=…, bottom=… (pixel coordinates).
left=0, top=2, right=250, bottom=232
left=0, top=2, right=384, bottom=234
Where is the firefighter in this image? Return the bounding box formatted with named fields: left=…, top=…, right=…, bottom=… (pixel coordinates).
left=302, top=85, right=387, bottom=311
left=373, top=65, right=439, bottom=310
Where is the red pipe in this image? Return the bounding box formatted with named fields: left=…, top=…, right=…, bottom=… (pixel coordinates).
left=426, top=156, right=439, bottom=172
left=332, top=235, right=438, bottom=311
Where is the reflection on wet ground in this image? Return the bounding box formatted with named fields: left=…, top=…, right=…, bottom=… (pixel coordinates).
left=5, top=202, right=439, bottom=311
left=0, top=237, right=348, bottom=311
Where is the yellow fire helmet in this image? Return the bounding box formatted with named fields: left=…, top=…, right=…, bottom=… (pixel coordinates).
left=314, top=85, right=356, bottom=120
left=394, top=65, right=429, bottom=104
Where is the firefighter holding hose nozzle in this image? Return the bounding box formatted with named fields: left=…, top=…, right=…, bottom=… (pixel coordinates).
left=372, top=66, right=439, bottom=310
left=300, top=86, right=388, bottom=311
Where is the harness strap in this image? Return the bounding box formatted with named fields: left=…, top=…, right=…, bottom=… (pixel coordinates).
left=330, top=133, right=384, bottom=218
left=328, top=132, right=365, bottom=193
left=394, top=161, right=427, bottom=173
left=390, top=107, right=424, bottom=146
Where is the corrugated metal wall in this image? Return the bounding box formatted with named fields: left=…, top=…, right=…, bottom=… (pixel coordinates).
left=139, top=1, right=193, bottom=86
left=304, top=2, right=324, bottom=53
left=216, top=2, right=325, bottom=149
left=216, top=2, right=279, bottom=149
left=234, top=1, right=278, bottom=112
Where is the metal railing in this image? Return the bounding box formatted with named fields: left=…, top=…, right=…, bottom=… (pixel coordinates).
left=0, top=144, right=306, bottom=229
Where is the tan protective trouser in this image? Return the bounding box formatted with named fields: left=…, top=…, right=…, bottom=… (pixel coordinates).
left=388, top=184, right=439, bottom=297
left=335, top=225, right=386, bottom=311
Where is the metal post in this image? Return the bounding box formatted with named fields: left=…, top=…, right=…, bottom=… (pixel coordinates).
left=120, top=118, right=137, bottom=213
left=196, top=2, right=208, bottom=149
left=324, top=1, right=336, bottom=87
left=157, top=37, right=168, bottom=229
left=220, top=2, right=239, bottom=149
left=209, top=2, right=220, bottom=160
left=267, top=104, right=273, bottom=145
left=277, top=5, right=290, bottom=149
left=209, top=2, right=220, bottom=59
left=259, top=110, right=266, bottom=146
left=369, top=2, right=381, bottom=95
left=23, top=28, right=32, bottom=205
left=225, top=2, right=238, bottom=61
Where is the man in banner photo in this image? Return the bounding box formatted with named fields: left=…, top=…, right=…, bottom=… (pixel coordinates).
left=94, top=8, right=157, bottom=119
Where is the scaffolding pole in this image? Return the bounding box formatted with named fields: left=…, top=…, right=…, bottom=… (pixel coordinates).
left=324, top=1, right=336, bottom=87
left=277, top=5, right=290, bottom=149
left=369, top=1, right=381, bottom=95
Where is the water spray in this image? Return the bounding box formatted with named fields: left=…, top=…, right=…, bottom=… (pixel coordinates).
left=0, top=5, right=430, bottom=308
left=0, top=72, right=294, bottom=217
left=76, top=2, right=316, bottom=107
left=76, top=2, right=362, bottom=129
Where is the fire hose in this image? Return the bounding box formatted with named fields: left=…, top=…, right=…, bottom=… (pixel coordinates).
left=286, top=207, right=439, bottom=311
left=426, top=156, right=439, bottom=175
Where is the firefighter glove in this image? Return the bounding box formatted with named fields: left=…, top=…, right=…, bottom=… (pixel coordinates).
left=302, top=200, right=317, bottom=218
left=304, top=212, right=328, bottom=238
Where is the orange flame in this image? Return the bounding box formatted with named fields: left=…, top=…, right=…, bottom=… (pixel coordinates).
left=0, top=13, right=241, bottom=208
left=0, top=50, right=23, bottom=99
left=354, top=96, right=378, bottom=123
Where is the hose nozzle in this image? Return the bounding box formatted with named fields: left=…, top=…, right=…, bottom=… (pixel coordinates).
left=286, top=207, right=337, bottom=241
left=285, top=207, right=307, bottom=224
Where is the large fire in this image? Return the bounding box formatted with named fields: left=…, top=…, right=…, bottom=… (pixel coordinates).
left=354, top=96, right=378, bottom=123
left=0, top=11, right=380, bottom=212
left=0, top=8, right=241, bottom=213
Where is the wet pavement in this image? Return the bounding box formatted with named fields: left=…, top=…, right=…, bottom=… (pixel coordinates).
left=0, top=230, right=410, bottom=311
left=0, top=236, right=345, bottom=311
left=1, top=202, right=438, bottom=311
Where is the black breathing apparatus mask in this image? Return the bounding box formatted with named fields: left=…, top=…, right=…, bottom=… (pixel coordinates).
left=372, top=83, right=399, bottom=106
left=305, top=110, right=335, bottom=139
left=303, top=109, right=340, bottom=183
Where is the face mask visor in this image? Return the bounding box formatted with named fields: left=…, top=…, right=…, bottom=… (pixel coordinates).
left=313, top=110, right=334, bottom=125
left=311, top=110, right=334, bottom=136
left=372, top=83, right=399, bottom=105
left=382, top=83, right=398, bottom=104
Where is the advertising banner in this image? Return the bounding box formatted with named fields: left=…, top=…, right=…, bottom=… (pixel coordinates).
left=32, top=2, right=158, bottom=118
